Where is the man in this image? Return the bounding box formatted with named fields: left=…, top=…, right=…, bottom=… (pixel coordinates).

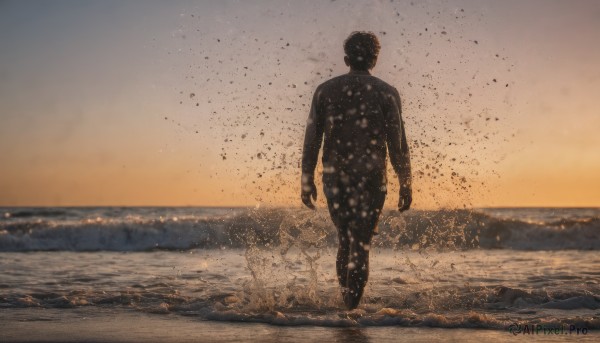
left=301, top=31, right=412, bottom=310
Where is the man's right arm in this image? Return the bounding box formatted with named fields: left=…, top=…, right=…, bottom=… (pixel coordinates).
left=300, top=86, right=325, bottom=209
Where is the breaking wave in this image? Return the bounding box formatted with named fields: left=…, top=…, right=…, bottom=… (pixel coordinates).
left=0, top=208, right=598, bottom=252
left=2, top=284, right=599, bottom=329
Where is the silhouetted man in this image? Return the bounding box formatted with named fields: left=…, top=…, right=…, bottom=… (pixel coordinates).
left=301, top=31, right=412, bottom=310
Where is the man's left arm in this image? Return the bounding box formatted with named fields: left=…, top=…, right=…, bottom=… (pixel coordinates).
left=384, top=88, right=412, bottom=211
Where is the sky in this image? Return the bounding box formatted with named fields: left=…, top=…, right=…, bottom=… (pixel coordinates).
left=0, top=0, right=599, bottom=208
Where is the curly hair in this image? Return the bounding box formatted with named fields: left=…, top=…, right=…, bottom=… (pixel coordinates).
left=343, top=31, right=381, bottom=70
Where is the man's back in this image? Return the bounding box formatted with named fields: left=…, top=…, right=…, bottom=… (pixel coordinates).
left=302, top=71, right=410, bottom=186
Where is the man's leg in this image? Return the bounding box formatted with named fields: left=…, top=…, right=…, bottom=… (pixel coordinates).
left=326, top=196, right=350, bottom=289
left=344, top=221, right=373, bottom=309
left=326, top=177, right=386, bottom=309
left=343, top=184, right=386, bottom=310
left=336, top=226, right=350, bottom=288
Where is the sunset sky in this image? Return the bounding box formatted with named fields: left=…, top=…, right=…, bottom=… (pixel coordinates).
left=1, top=0, right=599, bottom=208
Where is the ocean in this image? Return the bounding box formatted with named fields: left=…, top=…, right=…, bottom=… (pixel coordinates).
left=1, top=207, right=598, bottom=342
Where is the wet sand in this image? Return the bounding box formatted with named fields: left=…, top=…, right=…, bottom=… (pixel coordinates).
left=1, top=308, right=597, bottom=343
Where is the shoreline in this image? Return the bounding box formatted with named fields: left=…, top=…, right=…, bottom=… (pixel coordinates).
left=1, top=308, right=597, bottom=343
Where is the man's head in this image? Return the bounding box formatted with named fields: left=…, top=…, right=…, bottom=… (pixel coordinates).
left=343, top=31, right=381, bottom=71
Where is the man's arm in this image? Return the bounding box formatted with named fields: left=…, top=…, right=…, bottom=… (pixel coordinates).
left=300, top=87, right=325, bottom=209
left=384, top=88, right=412, bottom=211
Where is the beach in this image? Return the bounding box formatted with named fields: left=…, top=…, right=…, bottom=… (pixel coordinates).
left=1, top=207, right=598, bottom=341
